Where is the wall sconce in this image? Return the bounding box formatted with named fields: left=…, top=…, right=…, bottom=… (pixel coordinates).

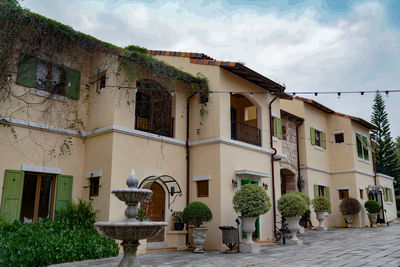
left=232, top=179, right=238, bottom=188
left=262, top=183, right=268, bottom=190
left=170, top=186, right=175, bottom=196
left=297, top=177, right=305, bottom=190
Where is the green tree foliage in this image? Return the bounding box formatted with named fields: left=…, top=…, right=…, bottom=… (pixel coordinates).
left=182, top=202, right=213, bottom=228
left=371, top=92, right=400, bottom=188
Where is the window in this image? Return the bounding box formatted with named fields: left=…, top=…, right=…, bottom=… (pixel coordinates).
left=356, top=133, right=370, bottom=161
left=335, top=133, right=344, bottom=143
left=310, top=128, right=326, bottom=149
left=272, top=117, right=282, bottom=139
left=16, top=54, right=81, bottom=99
left=360, top=189, right=364, bottom=199
left=384, top=187, right=393, bottom=202
left=89, top=177, right=100, bottom=197
left=318, top=185, right=326, bottom=197
left=338, top=189, right=349, bottom=200
left=197, top=180, right=209, bottom=197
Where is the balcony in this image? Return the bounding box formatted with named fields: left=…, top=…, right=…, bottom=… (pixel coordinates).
left=135, top=115, right=174, bottom=138
left=231, top=120, right=261, bottom=147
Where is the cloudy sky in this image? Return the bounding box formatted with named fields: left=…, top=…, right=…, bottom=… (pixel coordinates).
left=21, top=0, right=400, bottom=138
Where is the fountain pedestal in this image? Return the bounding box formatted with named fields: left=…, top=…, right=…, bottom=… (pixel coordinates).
left=95, top=170, right=167, bottom=267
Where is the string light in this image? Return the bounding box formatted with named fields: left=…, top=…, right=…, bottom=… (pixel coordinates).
left=337, top=92, right=341, bottom=99
left=171, top=90, right=175, bottom=96
left=68, top=81, right=71, bottom=87
left=361, top=92, right=364, bottom=96
left=250, top=92, right=254, bottom=98
left=7, top=74, right=11, bottom=81
left=314, top=92, right=318, bottom=96
left=209, top=91, right=213, bottom=96
left=385, top=91, right=389, bottom=97
left=134, top=88, right=138, bottom=93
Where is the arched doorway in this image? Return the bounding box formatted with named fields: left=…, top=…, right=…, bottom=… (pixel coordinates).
left=141, top=182, right=166, bottom=242
left=280, top=168, right=296, bottom=195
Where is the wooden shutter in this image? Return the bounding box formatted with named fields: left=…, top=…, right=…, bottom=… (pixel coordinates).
left=362, top=136, right=369, bottom=160
left=325, top=186, right=331, bottom=213
left=383, top=188, right=387, bottom=202
left=65, top=68, right=81, bottom=100
left=0, top=170, right=24, bottom=223
left=313, top=184, right=319, bottom=197
left=321, top=132, right=327, bottom=149
left=276, top=118, right=282, bottom=139
left=389, top=189, right=393, bottom=202
left=55, top=175, right=73, bottom=214
left=310, top=128, right=315, bottom=145
left=356, top=134, right=363, bottom=158
left=16, top=54, right=37, bottom=88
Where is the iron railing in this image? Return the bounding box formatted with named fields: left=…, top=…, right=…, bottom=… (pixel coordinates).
left=231, top=120, right=261, bottom=147
left=135, top=115, right=174, bottom=138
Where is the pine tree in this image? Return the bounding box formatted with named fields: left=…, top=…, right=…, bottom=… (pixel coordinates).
left=371, top=92, right=400, bottom=189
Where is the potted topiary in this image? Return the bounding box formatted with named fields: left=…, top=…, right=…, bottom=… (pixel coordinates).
left=292, top=192, right=310, bottom=234
left=277, top=193, right=307, bottom=245
left=339, top=198, right=361, bottom=228
left=311, top=196, right=331, bottom=231
left=232, top=184, right=271, bottom=253
left=182, top=202, right=213, bottom=253
left=172, top=211, right=184, bottom=231
left=364, top=200, right=382, bottom=227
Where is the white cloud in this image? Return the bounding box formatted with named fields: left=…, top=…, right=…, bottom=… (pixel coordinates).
left=21, top=0, right=400, bottom=137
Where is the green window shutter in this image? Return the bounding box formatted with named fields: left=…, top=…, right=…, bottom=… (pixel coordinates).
left=356, top=134, right=363, bottom=158
left=325, top=186, right=331, bottom=213
left=0, top=170, right=24, bottom=223
left=273, top=118, right=277, bottom=137
left=321, top=132, right=327, bottom=149
left=310, top=128, right=315, bottom=145
left=383, top=188, right=387, bottom=202
left=55, top=175, right=73, bottom=214
left=314, top=184, right=319, bottom=197
left=276, top=118, right=282, bottom=139
left=241, top=179, right=251, bottom=185
left=65, top=68, right=81, bottom=100
left=362, top=136, right=369, bottom=160
left=16, top=54, right=37, bottom=88
left=389, top=189, right=393, bottom=202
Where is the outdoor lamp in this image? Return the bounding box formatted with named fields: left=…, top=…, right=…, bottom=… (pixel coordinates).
left=297, top=177, right=305, bottom=190
left=170, top=186, right=175, bottom=196
left=262, top=182, right=268, bottom=190
left=232, top=179, right=238, bottom=187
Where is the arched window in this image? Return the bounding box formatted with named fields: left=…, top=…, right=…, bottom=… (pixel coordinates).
left=135, top=79, right=174, bottom=137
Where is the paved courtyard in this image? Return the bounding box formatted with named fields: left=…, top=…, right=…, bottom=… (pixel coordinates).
left=55, top=221, right=400, bottom=267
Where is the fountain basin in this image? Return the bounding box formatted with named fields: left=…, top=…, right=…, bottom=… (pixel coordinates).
left=112, top=189, right=153, bottom=204
left=95, top=221, right=168, bottom=241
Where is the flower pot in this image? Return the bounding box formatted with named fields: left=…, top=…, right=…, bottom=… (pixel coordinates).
left=192, top=227, right=208, bottom=253
left=286, top=216, right=302, bottom=245
left=174, top=222, right=184, bottom=231
left=316, top=211, right=328, bottom=231
left=343, top=214, right=353, bottom=228
left=368, top=213, right=378, bottom=227
left=241, top=216, right=258, bottom=244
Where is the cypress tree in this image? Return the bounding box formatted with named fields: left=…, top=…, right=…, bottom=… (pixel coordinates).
left=370, top=92, right=400, bottom=188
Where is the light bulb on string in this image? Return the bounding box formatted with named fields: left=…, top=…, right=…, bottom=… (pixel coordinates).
left=68, top=81, right=72, bottom=87
left=361, top=92, right=364, bottom=96
left=134, top=88, right=138, bottom=93
left=171, top=90, right=175, bottom=96
left=250, top=92, right=254, bottom=98
left=209, top=91, right=213, bottom=96
left=385, top=91, right=389, bottom=97
left=337, top=92, right=341, bottom=99
left=314, top=92, right=318, bottom=96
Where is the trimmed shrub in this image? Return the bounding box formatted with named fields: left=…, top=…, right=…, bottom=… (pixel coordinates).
left=364, top=200, right=382, bottom=213
left=277, top=192, right=307, bottom=217
left=312, top=196, right=331, bottom=212
left=292, top=192, right=311, bottom=207
left=232, top=184, right=271, bottom=217
left=0, top=201, right=118, bottom=266
left=340, top=198, right=361, bottom=215
left=56, top=199, right=98, bottom=229
left=137, top=207, right=148, bottom=222
left=182, top=202, right=213, bottom=227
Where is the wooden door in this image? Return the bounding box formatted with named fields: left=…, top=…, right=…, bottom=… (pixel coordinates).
left=141, top=183, right=165, bottom=242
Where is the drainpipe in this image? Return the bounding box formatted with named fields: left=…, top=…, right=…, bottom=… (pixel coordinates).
left=268, top=94, right=278, bottom=237
left=186, top=92, right=197, bottom=205
left=186, top=92, right=197, bottom=245
left=296, top=120, right=304, bottom=192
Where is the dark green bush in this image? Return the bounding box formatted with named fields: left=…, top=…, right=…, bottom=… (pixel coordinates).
left=56, top=199, right=98, bottom=229
left=182, top=201, right=212, bottom=227
left=364, top=200, right=382, bottom=213
left=0, top=201, right=118, bottom=266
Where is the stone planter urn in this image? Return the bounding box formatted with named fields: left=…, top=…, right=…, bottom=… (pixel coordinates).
left=316, top=211, right=328, bottom=231
left=239, top=216, right=260, bottom=253
left=368, top=213, right=378, bottom=227
left=192, top=227, right=208, bottom=253
left=344, top=214, right=353, bottom=228
left=286, top=216, right=302, bottom=245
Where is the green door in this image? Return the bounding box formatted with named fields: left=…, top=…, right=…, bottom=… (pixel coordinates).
left=1, top=170, right=24, bottom=223
left=55, top=175, right=73, bottom=214
left=241, top=179, right=260, bottom=239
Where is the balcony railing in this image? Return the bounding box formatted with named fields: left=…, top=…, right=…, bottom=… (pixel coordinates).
left=135, top=115, right=174, bottom=138
left=231, top=120, right=261, bottom=147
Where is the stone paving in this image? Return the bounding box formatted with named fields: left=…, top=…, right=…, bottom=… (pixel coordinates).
left=54, top=221, right=400, bottom=267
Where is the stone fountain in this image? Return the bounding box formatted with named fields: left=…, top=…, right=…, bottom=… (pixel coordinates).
left=95, top=170, right=167, bottom=267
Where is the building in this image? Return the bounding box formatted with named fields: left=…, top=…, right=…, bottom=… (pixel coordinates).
left=280, top=96, right=398, bottom=226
